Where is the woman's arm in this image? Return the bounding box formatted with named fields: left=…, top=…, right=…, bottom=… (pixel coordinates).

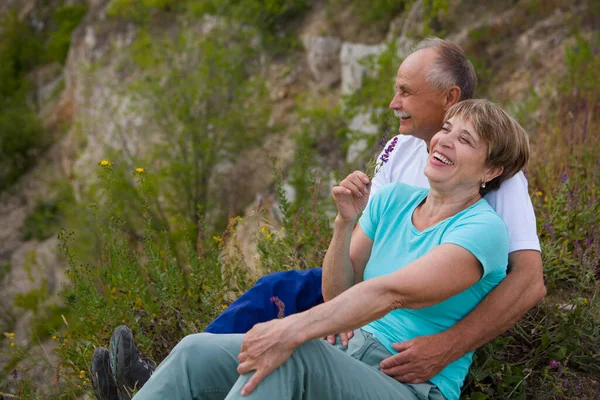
left=322, top=171, right=373, bottom=301
left=296, top=243, right=483, bottom=340
left=237, top=243, right=484, bottom=395
left=322, top=218, right=373, bottom=301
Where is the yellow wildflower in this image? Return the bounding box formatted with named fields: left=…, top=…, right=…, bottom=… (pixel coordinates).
left=10, top=343, right=15, bottom=347
left=221, top=304, right=228, bottom=310
left=79, top=370, right=85, bottom=379
left=51, top=335, right=57, bottom=340
left=135, top=167, right=144, bottom=173
left=280, top=226, right=285, bottom=231
left=8, top=333, right=15, bottom=339
left=535, top=191, right=543, bottom=197
left=266, top=234, right=273, bottom=241
left=583, top=298, right=589, bottom=306
left=212, top=236, right=222, bottom=244
left=83, top=379, right=89, bottom=386
left=99, top=160, right=110, bottom=166
left=261, top=226, right=268, bottom=234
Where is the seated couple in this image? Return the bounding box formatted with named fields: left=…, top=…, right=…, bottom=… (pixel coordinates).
left=95, top=99, right=535, bottom=400
left=91, top=38, right=545, bottom=400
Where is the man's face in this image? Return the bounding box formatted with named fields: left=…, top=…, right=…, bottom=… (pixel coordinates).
left=388, top=49, right=448, bottom=143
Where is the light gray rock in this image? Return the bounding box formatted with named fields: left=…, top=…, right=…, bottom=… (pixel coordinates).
left=304, top=36, right=342, bottom=87
left=346, top=112, right=380, bottom=164
left=340, top=42, right=386, bottom=95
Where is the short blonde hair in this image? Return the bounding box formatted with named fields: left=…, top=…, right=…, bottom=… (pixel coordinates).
left=444, top=99, right=530, bottom=194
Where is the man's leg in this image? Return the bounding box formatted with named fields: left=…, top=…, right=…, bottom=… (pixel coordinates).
left=205, top=268, right=324, bottom=334
left=132, top=333, right=243, bottom=400
left=225, top=330, right=443, bottom=400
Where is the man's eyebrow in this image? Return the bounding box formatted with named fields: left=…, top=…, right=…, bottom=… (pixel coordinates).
left=396, top=83, right=412, bottom=92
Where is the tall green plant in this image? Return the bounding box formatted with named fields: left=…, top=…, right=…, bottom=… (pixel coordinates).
left=0, top=12, right=45, bottom=189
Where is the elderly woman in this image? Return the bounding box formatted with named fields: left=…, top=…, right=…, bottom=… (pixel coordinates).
left=132, top=99, right=529, bottom=400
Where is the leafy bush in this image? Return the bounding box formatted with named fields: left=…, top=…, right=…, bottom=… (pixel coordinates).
left=106, top=0, right=183, bottom=23
left=21, top=183, right=75, bottom=241
left=46, top=5, right=88, bottom=64
left=189, top=0, right=309, bottom=35
left=0, top=12, right=45, bottom=188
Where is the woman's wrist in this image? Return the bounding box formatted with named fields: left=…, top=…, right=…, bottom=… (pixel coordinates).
left=334, top=214, right=358, bottom=226
left=283, top=313, right=310, bottom=347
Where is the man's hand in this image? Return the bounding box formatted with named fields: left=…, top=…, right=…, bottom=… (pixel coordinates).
left=237, top=319, right=299, bottom=395
left=332, top=171, right=370, bottom=221
left=324, top=331, right=354, bottom=347
left=379, top=333, right=457, bottom=384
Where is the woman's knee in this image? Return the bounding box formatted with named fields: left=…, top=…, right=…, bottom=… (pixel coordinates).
left=172, top=333, right=242, bottom=362
left=173, top=333, right=216, bottom=354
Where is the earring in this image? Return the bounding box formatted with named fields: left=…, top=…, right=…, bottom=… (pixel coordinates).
left=481, top=182, right=486, bottom=188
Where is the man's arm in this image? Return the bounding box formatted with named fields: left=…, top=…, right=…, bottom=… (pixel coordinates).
left=380, top=249, right=546, bottom=383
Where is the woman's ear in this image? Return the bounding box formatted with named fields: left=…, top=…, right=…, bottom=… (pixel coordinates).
left=443, top=86, right=461, bottom=110
left=483, top=165, right=504, bottom=184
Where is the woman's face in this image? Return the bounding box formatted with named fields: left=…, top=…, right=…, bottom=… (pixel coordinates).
left=424, top=115, right=501, bottom=193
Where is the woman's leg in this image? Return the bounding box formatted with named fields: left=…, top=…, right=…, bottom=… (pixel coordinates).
left=132, top=333, right=243, bottom=400
left=224, top=330, right=438, bottom=400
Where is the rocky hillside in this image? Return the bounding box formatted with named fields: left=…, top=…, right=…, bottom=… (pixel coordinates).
left=0, top=0, right=598, bottom=397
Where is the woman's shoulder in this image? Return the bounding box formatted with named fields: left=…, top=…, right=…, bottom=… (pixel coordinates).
left=375, top=182, right=428, bottom=200
left=454, top=199, right=508, bottom=236
left=368, top=183, right=428, bottom=215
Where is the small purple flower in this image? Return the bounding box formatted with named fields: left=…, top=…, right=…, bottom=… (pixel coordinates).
left=13, top=368, right=18, bottom=380
left=380, top=136, right=398, bottom=165
left=549, top=360, right=560, bottom=368
left=562, top=378, right=569, bottom=388
left=270, top=296, right=285, bottom=319
left=544, top=224, right=556, bottom=241
left=379, top=132, right=390, bottom=149
left=575, top=378, right=583, bottom=393
left=561, top=171, right=569, bottom=184
left=586, top=238, right=592, bottom=247
left=594, top=47, right=599, bottom=56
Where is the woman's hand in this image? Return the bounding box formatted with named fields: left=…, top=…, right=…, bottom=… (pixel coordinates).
left=332, top=171, right=371, bottom=221
left=237, top=318, right=301, bottom=395
left=324, top=331, right=354, bottom=347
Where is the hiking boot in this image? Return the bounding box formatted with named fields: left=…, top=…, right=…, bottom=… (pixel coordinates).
left=91, top=347, right=118, bottom=400
left=109, top=325, right=155, bottom=400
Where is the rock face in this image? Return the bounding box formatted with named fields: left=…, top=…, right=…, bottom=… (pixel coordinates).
left=340, top=42, right=386, bottom=95
left=304, top=35, right=342, bottom=88
left=0, top=0, right=594, bottom=394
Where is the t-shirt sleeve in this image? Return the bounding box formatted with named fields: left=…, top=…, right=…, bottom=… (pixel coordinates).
left=484, top=172, right=541, bottom=253
left=359, top=183, right=400, bottom=240
left=442, top=210, right=509, bottom=278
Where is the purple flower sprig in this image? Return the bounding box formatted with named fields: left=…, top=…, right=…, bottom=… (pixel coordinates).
left=365, top=134, right=398, bottom=180
left=380, top=136, right=398, bottom=164
left=270, top=296, right=285, bottom=319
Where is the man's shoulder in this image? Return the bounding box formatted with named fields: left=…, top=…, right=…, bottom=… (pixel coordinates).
left=486, top=171, right=530, bottom=202
left=392, top=134, right=427, bottom=150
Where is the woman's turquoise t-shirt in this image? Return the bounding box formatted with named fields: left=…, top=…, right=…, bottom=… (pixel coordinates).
left=359, top=183, right=509, bottom=400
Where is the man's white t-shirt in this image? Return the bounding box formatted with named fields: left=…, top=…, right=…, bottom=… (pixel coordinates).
left=371, top=135, right=540, bottom=253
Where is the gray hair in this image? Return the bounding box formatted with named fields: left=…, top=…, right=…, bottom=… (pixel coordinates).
left=411, top=37, right=477, bottom=101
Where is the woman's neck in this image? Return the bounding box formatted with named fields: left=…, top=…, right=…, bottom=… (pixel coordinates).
left=413, top=188, right=481, bottom=230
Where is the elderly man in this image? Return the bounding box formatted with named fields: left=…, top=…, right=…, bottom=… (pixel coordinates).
left=91, top=37, right=545, bottom=400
